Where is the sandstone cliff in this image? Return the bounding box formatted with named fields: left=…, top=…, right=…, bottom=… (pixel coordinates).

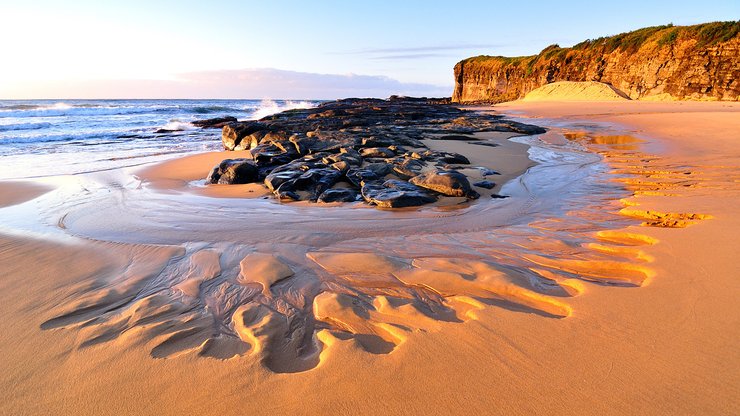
left=452, top=21, right=740, bottom=102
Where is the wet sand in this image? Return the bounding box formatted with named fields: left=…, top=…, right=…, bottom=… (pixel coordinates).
left=0, top=180, right=53, bottom=208
left=0, top=101, right=738, bottom=415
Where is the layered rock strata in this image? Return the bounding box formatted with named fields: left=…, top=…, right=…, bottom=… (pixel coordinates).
left=453, top=22, right=740, bottom=102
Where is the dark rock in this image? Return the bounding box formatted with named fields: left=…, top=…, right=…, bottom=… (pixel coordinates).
left=206, top=159, right=259, bottom=185
left=317, top=188, right=361, bottom=203
left=410, top=170, right=479, bottom=198
left=266, top=167, right=342, bottom=201
left=323, top=152, right=362, bottom=167
left=360, top=147, right=395, bottom=158
left=470, top=142, right=499, bottom=147
left=362, top=137, right=394, bottom=147
left=364, top=162, right=393, bottom=177
left=436, top=134, right=476, bottom=141
left=222, top=122, right=268, bottom=151
left=473, top=180, right=496, bottom=189
left=208, top=96, right=545, bottom=207
left=251, top=143, right=288, bottom=165
left=491, top=194, right=510, bottom=199
left=278, top=190, right=301, bottom=201
left=438, top=152, right=470, bottom=164
left=264, top=168, right=304, bottom=192
left=193, top=116, right=238, bottom=128
left=391, top=158, right=427, bottom=179
left=330, top=161, right=350, bottom=173
left=361, top=180, right=437, bottom=208
left=346, top=168, right=380, bottom=188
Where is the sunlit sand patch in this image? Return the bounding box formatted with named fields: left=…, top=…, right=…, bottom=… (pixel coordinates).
left=399, top=258, right=573, bottom=317
left=522, top=254, right=655, bottom=286
left=595, top=230, right=659, bottom=246
left=584, top=243, right=655, bottom=262
left=618, top=207, right=712, bottom=228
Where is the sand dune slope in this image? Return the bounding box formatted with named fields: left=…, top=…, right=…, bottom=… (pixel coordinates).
left=522, top=81, right=630, bottom=102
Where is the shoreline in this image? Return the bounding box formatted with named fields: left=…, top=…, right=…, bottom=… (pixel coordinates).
left=0, top=100, right=737, bottom=415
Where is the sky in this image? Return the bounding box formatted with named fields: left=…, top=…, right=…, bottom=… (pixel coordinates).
left=0, top=0, right=737, bottom=99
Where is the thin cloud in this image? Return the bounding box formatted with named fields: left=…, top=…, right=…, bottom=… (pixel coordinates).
left=335, top=43, right=505, bottom=55
left=369, top=53, right=449, bottom=60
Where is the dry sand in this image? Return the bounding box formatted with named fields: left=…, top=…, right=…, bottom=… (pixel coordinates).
left=136, top=150, right=271, bottom=198
left=0, top=101, right=738, bottom=415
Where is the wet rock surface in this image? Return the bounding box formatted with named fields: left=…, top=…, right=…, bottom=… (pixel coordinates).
left=204, top=97, right=545, bottom=208
left=409, top=170, right=479, bottom=198
left=192, top=116, right=238, bottom=128
left=473, top=180, right=496, bottom=189
left=206, top=159, right=259, bottom=185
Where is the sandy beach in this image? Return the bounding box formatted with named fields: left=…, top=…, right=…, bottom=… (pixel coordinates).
left=0, top=100, right=738, bottom=415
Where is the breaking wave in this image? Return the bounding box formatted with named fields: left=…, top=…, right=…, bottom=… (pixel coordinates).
left=157, top=120, right=197, bottom=132
left=249, top=99, right=317, bottom=120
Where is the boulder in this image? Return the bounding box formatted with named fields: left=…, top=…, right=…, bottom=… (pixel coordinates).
left=361, top=180, right=436, bottom=208
left=318, top=188, right=361, bottom=203
left=410, top=170, right=479, bottom=198
left=391, top=158, right=427, bottom=179
left=438, top=152, right=470, bottom=165
left=266, top=167, right=342, bottom=201
left=206, top=159, right=259, bottom=185
left=346, top=168, right=381, bottom=188
left=222, top=122, right=268, bottom=151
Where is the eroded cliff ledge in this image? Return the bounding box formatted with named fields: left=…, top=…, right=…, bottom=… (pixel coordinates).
left=452, top=21, right=740, bottom=103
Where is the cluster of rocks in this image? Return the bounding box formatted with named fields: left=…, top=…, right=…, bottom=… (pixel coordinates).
left=202, top=97, right=545, bottom=208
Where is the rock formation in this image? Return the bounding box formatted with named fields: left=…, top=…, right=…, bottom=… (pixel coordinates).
left=201, top=97, right=545, bottom=208
left=452, top=21, right=740, bottom=102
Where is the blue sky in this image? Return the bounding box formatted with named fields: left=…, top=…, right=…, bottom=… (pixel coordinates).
left=0, top=0, right=737, bottom=98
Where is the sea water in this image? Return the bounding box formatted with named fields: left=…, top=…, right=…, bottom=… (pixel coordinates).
left=0, top=99, right=319, bottom=179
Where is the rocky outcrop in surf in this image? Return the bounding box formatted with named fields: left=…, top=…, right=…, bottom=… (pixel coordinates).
left=452, top=21, right=740, bottom=102
left=206, top=97, right=545, bottom=208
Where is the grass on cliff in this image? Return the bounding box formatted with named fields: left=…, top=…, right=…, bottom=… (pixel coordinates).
left=459, top=21, right=739, bottom=68
left=574, top=21, right=740, bottom=52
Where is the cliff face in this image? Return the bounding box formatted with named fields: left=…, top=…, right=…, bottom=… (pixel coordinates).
left=452, top=22, right=740, bottom=102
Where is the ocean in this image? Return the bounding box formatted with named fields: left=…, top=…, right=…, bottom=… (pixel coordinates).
left=0, top=99, right=320, bottom=180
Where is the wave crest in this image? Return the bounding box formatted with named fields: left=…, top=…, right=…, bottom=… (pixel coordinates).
left=250, top=99, right=316, bottom=120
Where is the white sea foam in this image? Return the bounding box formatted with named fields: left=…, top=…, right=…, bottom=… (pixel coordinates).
left=45, top=102, right=72, bottom=111
left=159, top=120, right=196, bottom=131
left=249, top=99, right=316, bottom=120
